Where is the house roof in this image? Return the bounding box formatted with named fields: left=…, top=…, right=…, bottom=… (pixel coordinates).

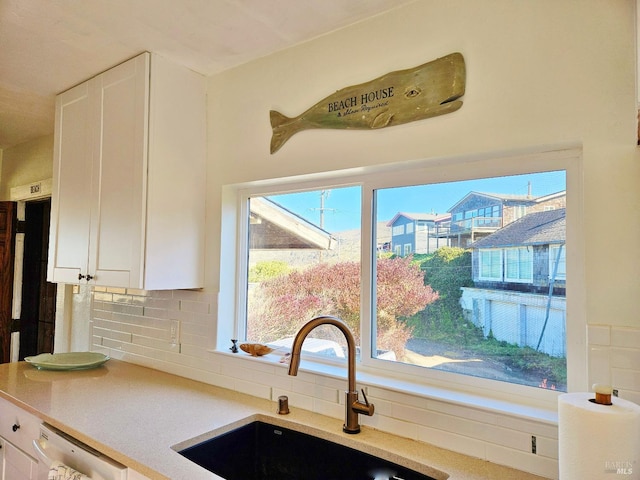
left=471, top=208, right=565, bottom=249
left=446, top=190, right=566, bottom=214
left=447, top=192, right=537, bottom=213
left=386, top=212, right=451, bottom=227
left=249, top=197, right=335, bottom=250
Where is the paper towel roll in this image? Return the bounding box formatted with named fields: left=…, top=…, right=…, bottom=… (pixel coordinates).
left=559, top=392, right=640, bottom=480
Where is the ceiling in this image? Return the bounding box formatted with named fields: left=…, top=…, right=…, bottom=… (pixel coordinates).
left=0, top=0, right=415, bottom=150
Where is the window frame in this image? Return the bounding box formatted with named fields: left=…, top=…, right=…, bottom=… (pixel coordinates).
left=220, top=146, right=586, bottom=408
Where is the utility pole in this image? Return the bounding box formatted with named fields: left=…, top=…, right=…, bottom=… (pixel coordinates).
left=313, top=190, right=334, bottom=263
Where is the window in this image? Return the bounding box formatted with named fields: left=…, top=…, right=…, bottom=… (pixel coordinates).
left=244, top=186, right=361, bottom=352
left=505, top=247, right=533, bottom=282
left=549, top=244, right=566, bottom=280
left=514, top=205, right=527, bottom=220
left=229, top=148, right=583, bottom=400
left=479, top=249, right=502, bottom=280
left=406, top=223, right=414, bottom=234
left=392, top=225, right=404, bottom=235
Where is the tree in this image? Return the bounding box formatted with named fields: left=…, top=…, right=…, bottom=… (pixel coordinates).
left=247, top=256, right=439, bottom=358
left=422, top=247, right=472, bottom=311
left=248, top=260, right=290, bottom=283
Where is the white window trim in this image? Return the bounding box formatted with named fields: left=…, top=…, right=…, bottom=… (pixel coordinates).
left=217, top=144, right=587, bottom=413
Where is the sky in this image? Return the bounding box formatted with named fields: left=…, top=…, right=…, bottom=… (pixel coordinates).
left=268, top=170, right=566, bottom=233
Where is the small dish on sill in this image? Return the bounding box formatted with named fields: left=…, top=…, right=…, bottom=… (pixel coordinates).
left=24, top=352, right=110, bottom=371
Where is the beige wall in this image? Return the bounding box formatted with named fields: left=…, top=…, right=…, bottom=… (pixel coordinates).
left=206, top=0, right=640, bottom=330
left=0, top=134, right=53, bottom=200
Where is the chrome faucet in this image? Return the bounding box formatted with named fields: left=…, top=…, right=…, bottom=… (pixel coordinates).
left=288, top=315, right=374, bottom=434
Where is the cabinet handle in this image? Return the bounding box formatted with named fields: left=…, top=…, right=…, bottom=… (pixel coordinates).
left=86, top=274, right=94, bottom=281
left=78, top=273, right=85, bottom=281
left=12, top=423, right=20, bottom=432
left=78, top=274, right=95, bottom=282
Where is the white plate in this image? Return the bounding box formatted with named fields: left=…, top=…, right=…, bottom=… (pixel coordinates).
left=24, top=352, right=110, bottom=371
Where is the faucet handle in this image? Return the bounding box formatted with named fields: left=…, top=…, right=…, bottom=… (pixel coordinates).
left=360, top=388, right=371, bottom=407
left=352, top=388, right=375, bottom=417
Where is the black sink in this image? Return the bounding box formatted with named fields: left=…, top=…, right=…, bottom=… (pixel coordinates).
left=178, top=420, right=439, bottom=480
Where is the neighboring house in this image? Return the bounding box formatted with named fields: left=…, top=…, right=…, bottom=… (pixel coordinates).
left=387, top=212, right=451, bottom=256
left=445, top=190, right=566, bottom=248
left=249, top=197, right=335, bottom=250
left=460, top=208, right=566, bottom=357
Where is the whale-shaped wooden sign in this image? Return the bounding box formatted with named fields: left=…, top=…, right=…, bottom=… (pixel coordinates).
left=269, top=52, right=465, bottom=154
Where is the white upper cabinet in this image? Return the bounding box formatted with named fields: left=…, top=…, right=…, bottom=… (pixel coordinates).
left=48, top=53, right=206, bottom=290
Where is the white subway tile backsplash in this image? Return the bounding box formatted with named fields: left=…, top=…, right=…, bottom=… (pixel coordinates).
left=417, top=424, right=485, bottom=459
left=142, top=307, right=169, bottom=319
left=536, top=436, right=559, bottom=459
left=611, top=327, right=640, bottom=349
left=93, top=326, right=133, bottom=344
left=234, top=379, right=271, bottom=399
left=588, top=325, right=611, bottom=346
left=180, top=299, right=211, bottom=314
left=89, top=287, right=640, bottom=480
left=588, top=346, right=611, bottom=386
left=495, top=415, right=558, bottom=440
left=93, top=292, right=114, bottom=302
left=486, top=444, right=558, bottom=479
left=610, top=347, right=640, bottom=370
left=312, top=397, right=344, bottom=420
left=365, top=413, right=418, bottom=439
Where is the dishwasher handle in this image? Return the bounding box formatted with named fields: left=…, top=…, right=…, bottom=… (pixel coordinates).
left=32, top=438, right=52, bottom=465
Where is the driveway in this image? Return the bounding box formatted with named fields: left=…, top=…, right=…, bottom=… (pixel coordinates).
left=404, top=338, right=561, bottom=389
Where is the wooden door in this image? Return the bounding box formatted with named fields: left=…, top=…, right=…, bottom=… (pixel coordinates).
left=0, top=202, right=16, bottom=363
left=20, top=201, right=57, bottom=358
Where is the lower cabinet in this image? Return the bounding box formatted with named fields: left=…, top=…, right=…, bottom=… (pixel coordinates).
left=0, top=437, right=37, bottom=479
left=0, top=397, right=40, bottom=480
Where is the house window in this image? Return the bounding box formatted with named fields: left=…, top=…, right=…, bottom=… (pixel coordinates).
left=392, top=225, right=404, bottom=235
left=479, top=249, right=502, bottom=280
left=514, top=205, right=527, bottom=220
left=406, top=223, right=414, bottom=234
left=549, top=244, right=566, bottom=280
left=505, top=247, right=533, bottom=282
left=228, top=148, right=582, bottom=401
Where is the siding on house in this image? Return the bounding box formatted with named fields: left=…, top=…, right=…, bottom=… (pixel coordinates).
left=387, top=212, right=451, bottom=255
left=447, top=191, right=566, bottom=247
left=471, top=208, right=566, bottom=295
left=462, top=208, right=567, bottom=357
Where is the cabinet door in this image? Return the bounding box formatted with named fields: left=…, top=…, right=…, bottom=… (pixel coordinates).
left=47, top=82, right=93, bottom=284
left=1, top=438, right=37, bottom=480
left=88, top=54, right=149, bottom=288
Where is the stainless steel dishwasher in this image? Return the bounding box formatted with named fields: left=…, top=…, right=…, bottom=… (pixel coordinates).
left=32, top=423, right=127, bottom=480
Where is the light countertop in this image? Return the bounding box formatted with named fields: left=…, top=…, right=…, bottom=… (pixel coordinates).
left=0, top=359, right=548, bottom=480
